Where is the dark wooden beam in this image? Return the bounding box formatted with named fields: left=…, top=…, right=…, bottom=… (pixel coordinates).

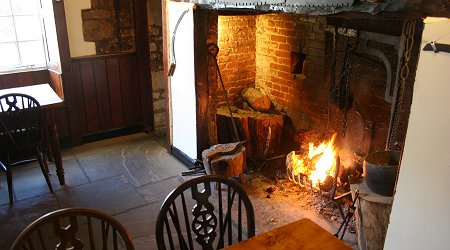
left=194, top=9, right=217, bottom=159
left=52, top=0, right=82, bottom=145
left=407, top=0, right=450, bottom=18
left=133, top=0, right=154, bottom=132
left=162, top=0, right=171, bottom=149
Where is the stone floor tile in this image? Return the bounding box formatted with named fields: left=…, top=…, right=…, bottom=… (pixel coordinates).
left=0, top=193, right=59, bottom=249
left=75, top=150, right=123, bottom=182
left=137, top=176, right=184, bottom=204
left=48, top=158, right=89, bottom=190
left=2, top=164, right=54, bottom=203
left=114, top=202, right=162, bottom=238
left=133, top=235, right=157, bottom=250
left=55, top=175, right=146, bottom=215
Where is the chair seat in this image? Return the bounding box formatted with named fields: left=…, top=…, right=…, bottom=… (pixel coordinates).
left=0, top=93, right=53, bottom=204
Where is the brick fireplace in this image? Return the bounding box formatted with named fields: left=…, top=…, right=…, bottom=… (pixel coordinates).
left=166, top=2, right=422, bottom=173
left=203, top=12, right=421, bottom=166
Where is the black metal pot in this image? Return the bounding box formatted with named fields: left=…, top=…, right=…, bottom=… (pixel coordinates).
left=363, top=151, right=400, bottom=197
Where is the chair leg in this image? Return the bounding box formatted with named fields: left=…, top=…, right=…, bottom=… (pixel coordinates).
left=6, top=168, right=13, bottom=205
left=36, top=147, right=53, bottom=193
left=39, top=145, right=50, bottom=174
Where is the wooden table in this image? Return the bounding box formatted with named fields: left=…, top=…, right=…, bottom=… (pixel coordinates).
left=0, top=84, right=65, bottom=185
left=224, top=218, right=351, bottom=250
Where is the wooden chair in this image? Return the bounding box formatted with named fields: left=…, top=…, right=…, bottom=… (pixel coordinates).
left=0, top=93, right=53, bottom=204
left=155, top=175, right=255, bottom=250
left=11, top=207, right=135, bottom=250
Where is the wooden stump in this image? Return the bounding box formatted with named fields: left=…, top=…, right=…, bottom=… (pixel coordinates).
left=202, top=142, right=246, bottom=178
left=350, top=179, right=393, bottom=250
left=216, top=106, right=285, bottom=160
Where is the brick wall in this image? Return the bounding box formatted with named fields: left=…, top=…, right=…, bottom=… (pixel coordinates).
left=255, top=14, right=330, bottom=131
left=208, top=13, right=413, bottom=152
left=217, top=15, right=257, bottom=107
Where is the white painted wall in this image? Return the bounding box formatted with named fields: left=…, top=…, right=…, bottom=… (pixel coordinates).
left=168, top=2, right=197, bottom=160
left=384, top=18, right=450, bottom=250
left=64, top=0, right=96, bottom=57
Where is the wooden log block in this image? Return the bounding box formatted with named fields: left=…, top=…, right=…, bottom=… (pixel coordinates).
left=202, top=142, right=246, bottom=178
left=351, top=179, right=393, bottom=250
left=216, top=107, right=285, bottom=160
left=242, top=88, right=272, bottom=112
left=248, top=113, right=284, bottom=160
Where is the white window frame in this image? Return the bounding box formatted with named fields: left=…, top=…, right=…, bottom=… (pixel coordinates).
left=0, top=0, right=49, bottom=74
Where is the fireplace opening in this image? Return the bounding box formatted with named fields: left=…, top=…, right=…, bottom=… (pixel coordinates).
left=198, top=11, right=422, bottom=233
left=165, top=1, right=446, bottom=247
left=211, top=12, right=418, bottom=163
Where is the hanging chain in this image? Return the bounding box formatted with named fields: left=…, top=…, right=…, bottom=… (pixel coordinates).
left=341, top=30, right=358, bottom=139
left=388, top=21, right=416, bottom=149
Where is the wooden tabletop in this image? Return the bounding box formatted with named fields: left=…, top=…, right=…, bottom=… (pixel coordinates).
left=224, top=218, right=351, bottom=250
left=0, top=84, right=63, bottom=108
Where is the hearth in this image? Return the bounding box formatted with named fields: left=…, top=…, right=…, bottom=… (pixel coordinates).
left=166, top=1, right=423, bottom=172
left=166, top=0, right=422, bottom=200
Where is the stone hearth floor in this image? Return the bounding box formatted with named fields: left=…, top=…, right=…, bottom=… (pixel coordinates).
left=0, top=133, right=357, bottom=249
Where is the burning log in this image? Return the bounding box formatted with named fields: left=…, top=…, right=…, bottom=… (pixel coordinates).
left=320, top=175, right=334, bottom=192
left=286, top=134, right=338, bottom=188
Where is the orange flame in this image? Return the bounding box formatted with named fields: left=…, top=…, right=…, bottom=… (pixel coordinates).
left=288, top=133, right=337, bottom=188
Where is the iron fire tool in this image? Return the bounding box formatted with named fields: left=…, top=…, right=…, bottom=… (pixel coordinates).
left=207, top=43, right=241, bottom=143
left=168, top=9, right=190, bottom=76
left=182, top=43, right=243, bottom=177
left=182, top=159, right=206, bottom=176
left=334, top=189, right=359, bottom=240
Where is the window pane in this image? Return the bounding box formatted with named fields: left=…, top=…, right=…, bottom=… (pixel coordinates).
left=18, top=41, right=46, bottom=67
left=11, top=0, right=38, bottom=15
left=0, top=17, right=16, bottom=42
left=15, top=15, right=42, bottom=41
left=0, top=0, right=12, bottom=16
left=0, top=42, right=19, bottom=67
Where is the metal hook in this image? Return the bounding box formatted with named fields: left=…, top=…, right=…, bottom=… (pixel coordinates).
left=430, top=41, right=439, bottom=53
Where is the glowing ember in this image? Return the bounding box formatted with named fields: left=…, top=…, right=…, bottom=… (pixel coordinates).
left=287, top=133, right=337, bottom=188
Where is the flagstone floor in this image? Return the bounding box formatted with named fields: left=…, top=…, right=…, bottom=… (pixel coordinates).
left=0, top=132, right=357, bottom=249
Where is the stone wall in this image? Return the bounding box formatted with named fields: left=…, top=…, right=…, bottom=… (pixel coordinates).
left=148, top=0, right=165, bottom=135
left=217, top=15, right=256, bottom=107
left=81, top=0, right=135, bottom=54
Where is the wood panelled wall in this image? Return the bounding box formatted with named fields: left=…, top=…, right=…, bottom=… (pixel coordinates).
left=0, top=52, right=144, bottom=145
left=0, top=70, right=50, bottom=89
left=70, top=53, right=143, bottom=138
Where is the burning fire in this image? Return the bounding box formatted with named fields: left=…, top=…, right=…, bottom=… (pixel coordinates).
left=287, top=133, right=337, bottom=188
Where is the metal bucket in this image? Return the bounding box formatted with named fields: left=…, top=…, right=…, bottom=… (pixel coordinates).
left=363, top=151, right=400, bottom=196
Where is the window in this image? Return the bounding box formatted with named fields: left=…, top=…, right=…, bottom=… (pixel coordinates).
left=0, top=0, right=47, bottom=73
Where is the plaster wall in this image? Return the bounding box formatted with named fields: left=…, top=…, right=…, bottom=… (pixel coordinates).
left=168, top=2, right=197, bottom=160
left=64, top=0, right=96, bottom=57
left=384, top=18, right=450, bottom=250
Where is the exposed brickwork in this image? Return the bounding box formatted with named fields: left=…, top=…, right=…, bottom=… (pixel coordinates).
left=217, top=15, right=256, bottom=107
left=207, top=13, right=412, bottom=152
left=255, top=14, right=330, bottom=133
left=81, top=0, right=135, bottom=54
